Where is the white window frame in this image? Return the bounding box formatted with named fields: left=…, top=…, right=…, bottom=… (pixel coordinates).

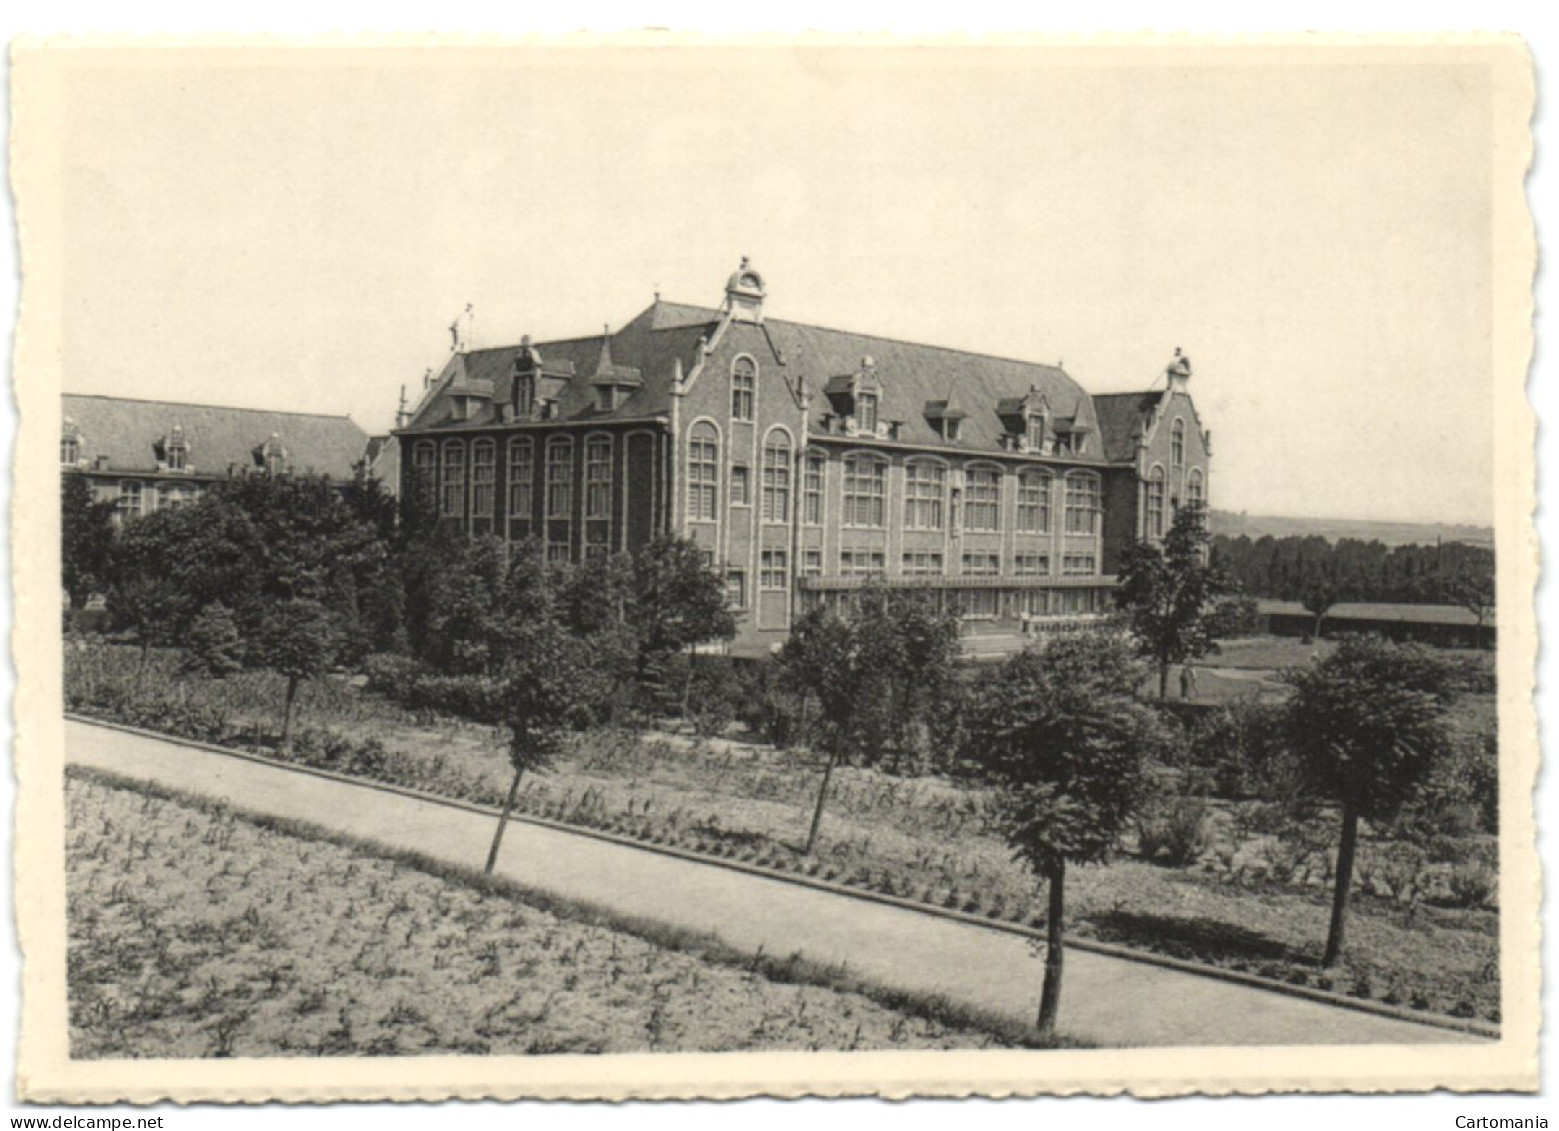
left=904, top=459, right=946, bottom=531
left=507, top=437, right=534, bottom=519
left=1064, top=471, right=1101, bottom=535
left=1016, top=468, right=1053, bottom=534
left=964, top=464, right=1002, bottom=533
left=687, top=422, right=719, bottom=522
left=440, top=440, right=466, bottom=517
left=731, top=357, right=757, bottom=422
left=545, top=435, right=574, bottom=520
left=842, top=453, right=887, bottom=528
left=584, top=433, right=613, bottom=519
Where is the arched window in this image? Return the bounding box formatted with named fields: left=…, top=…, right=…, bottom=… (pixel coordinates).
left=440, top=440, right=466, bottom=517
left=842, top=453, right=887, bottom=527
left=904, top=460, right=945, bottom=530
left=687, top=422, right=719, bottom=521
left=545, top=435, right=574, bottom=519
left=731, top=357, right=756, bottom=421
left=585, top=434, right=612, bottom=519
left=507, top=437, right=533, bottom=518
left=1016, top=468, right=1053, bottom=534
left=1172, top=419, right=1186, bottom=469
left=514, top=372, right=535, bottom=419
left=1186, top=468, right=1205, bottom=509
left=761, top=431, right=792, bottom=522
left=964, top=465, right=1002, bottom=532
left=1147, top=465, right=1167, bottom=537
left=1064, top=471, right=1101, bottom=535
left=412, top=440, right=437, bottom=502
left=470, top=440, right=496, bottom=517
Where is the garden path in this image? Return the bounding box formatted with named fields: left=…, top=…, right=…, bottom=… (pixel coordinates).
left=66, top=718, right=1472, bottom=1049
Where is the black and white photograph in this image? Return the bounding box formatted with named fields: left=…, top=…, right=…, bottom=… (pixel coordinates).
left=10, top=34, right=1538, bottom=1102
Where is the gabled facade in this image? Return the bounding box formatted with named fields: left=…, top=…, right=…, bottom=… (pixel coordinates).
left=61, top=394, right=375, bottom=524
left=396, top=261, right=1213, bottom=655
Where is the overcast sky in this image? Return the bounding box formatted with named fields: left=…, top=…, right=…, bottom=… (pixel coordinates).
left=55, top=45, right=1495, bottom=526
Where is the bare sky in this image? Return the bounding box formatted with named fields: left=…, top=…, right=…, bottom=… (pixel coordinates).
left=55, top=45, right=1495, bottom=526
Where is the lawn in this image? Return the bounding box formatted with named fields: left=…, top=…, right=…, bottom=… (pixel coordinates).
left=64, top=640, right=1502, bottom=1027
left=66, top=771, right=1030, bottom=1057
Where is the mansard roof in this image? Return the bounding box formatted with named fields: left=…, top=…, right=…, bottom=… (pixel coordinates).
left=61, top=393, right=371, bottom=479
left=1094, top=390, right=1167, bottom=461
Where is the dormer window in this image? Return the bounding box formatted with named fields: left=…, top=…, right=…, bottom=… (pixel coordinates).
left=596, top=386, right=616, bottom=413
left=60, top=419, right=81, bottom=466
left=1026, top=414, right=1046, bottom=450
left=942, top=418, right=961, bottom=442
left=857, top=391, right=879, bottom=433
left=515, top=373, right=535, bottom=419
left=165, top=424, right=189, bottom=471
left=259, top=433, right=287, bottom=477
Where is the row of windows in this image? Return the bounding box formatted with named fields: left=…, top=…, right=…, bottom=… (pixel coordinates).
left=114, top=480, right=203, bottom=519
left=686, top=439, right=1104, bottom=535
left=793, top=549, right=1097, bottom=579
left=414, top=435, right=617, bottom=522
left=1146, top=465, right=1207, bottom=538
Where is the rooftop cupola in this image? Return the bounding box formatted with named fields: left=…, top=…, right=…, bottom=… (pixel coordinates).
left=724, top=256, right=766, bottom=323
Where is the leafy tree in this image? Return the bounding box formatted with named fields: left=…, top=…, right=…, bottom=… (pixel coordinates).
left=181, top=601, right=245, bottom=678
left=1283, top=636, right=1460, bottom=966
left=1115, top=502, right=1233, bottom=698
left=1445, top=559, right=1496, bottom=650
left=60, top=473, right=117, bottom=611
left=252, top=598, right=339, bottom=751
left=962, top=632, right=1163, bottom=1034
left=484, top=622, right=614, bottom=874
left=776, top=607, right=863, bottom=855
left=629, top=535, right=736, bottom=683
left=777, top=588, right=963, bottom=852
left=1301, top=573, right=1340, bottom=641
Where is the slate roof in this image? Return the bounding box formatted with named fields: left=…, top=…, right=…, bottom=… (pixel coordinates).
left=1094, top=390, right=1165, bottom=462
left=407, top=296, right=1152, bottom=467
left=61, top=393, right=372, bottom=479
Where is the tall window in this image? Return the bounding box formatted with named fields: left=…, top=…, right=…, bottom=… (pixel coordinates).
left=1172, top=419, right=1186, bottom=468
left=1147, top=466, right=1167, bottom=537
left=585, top=524, right=611, bottom=562
left=585, top=435, right=612, bottom=519
left=507, top=437, right=533, bottom=518
left=61, top=435, right=79, bottom=465
left=515, top=372, right=535, bottom=419
left=1016, top=469, right=1052, bottom=533
left=761, top=433, right=792, bottom=522
left=730, top=465, right=750, bottom=507
left=1027, top=413, right=1046, bottom=449
left=760, top=549, right=788, bottom=590
left=165, top=427, right=188, bottom=471
left=803, top=451, right=825, bottom=525
left=965, top=466, right=1001, bottom=532
left=471, top=440, right=496, bottom=518
left=726, top=570, right=747, bottom=608
left=440, top=441, right=466, bottom=517
left=687, top=423, right=719, bottom=521
left=547, top=528, right=570, bottom=565
left=904, top=460, right=945, bottom=530
left=856, top=391, right=879, bottom=433
left=1064, top=471, right=1100, bottom=534
left=731, top=357, right=756, bottom=421
left=117, top=480, right=143, bottom=520
left=1187, top=468, right=1205, bottom=508
left=842, top=454, right=886, bottom=527
left=545, top=436, right=573, bottom=519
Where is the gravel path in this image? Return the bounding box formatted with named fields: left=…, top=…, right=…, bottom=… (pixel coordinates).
left=66, top=718, right=1470, bottom=1049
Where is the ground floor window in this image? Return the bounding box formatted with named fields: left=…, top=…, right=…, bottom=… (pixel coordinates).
left=961, top=552, right=1000, bottom=577
left=1062, top=554, right=1097, bottom=576
left=959, top=589, right=1000, bottom=619
left=547, top=532, right=571, bottom=565
left=584, top=523, right=611, bottom=562
left=1014, top=553, right=1050, bottom=576
left=726, top=569, right=747, bottom=608
left=902, top=551, right=944, bottom=576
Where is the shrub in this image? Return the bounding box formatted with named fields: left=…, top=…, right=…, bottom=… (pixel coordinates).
left=1186, top=699, right=1294, bottom=800
left=364, top=653, right=422, bottom=700
left=686, top=659, right=741, bottom=737
left=1135, top=796, right=1211, bottom=867
left=1444, top=852, right=1498, bottom=909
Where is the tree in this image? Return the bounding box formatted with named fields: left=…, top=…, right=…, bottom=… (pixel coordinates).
left=181, top=601, right=245, bottom=678
left=962, top=632, right=1163, bottom=1034
left=1445, top=559, right=1496, bottom=650
left=629, top=535, right=736, bottom=708
left=60, top=473, right=116, bottom=611
left=776, top=607, right=863, bottom=855
left=1115, top=502, right=1233, bottom=698
left=252, top=598, right=339, bottom=751
left=484, top=622, right=614, bottom=874
left=1300, top=573, right=1340, bottom=641
left=1283, top=636, right=1460, bottom=966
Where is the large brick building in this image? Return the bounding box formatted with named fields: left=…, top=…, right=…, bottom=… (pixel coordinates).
left=61, top=394, right=374, bottom=522
left=396, top=261, right=1211, bottom=654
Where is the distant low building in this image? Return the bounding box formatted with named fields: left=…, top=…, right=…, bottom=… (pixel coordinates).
left=61, top=393, right=374, bottom=522
left=395, top=259, right=1213, bottom=654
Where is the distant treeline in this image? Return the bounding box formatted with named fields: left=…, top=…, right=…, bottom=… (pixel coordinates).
left=1209, top=534, right=1494, bottom=607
